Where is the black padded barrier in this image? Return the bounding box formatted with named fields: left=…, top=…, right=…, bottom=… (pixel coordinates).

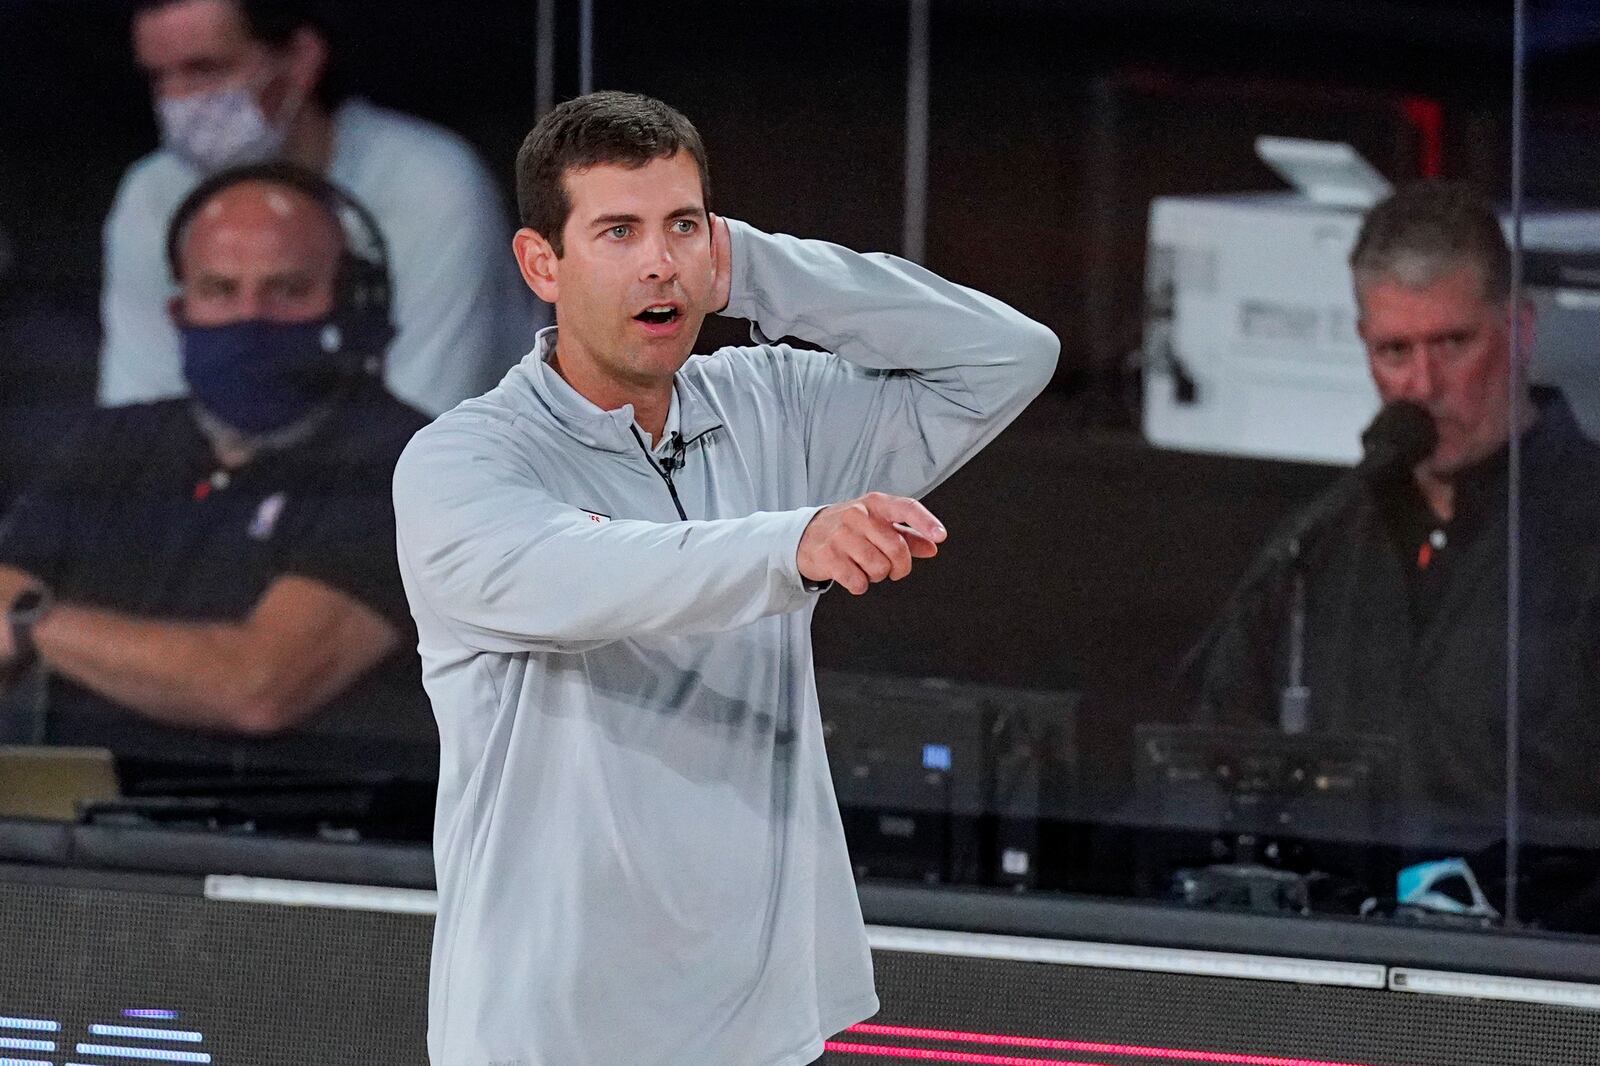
left=838, top=949, right=1600, bottom=1065
left=6, top=871, right=1600, bottom=1064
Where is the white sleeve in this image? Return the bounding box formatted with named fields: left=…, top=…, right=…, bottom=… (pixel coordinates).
left=721, top=219, right=1059, bottom=504
left=98, top=166, right=188, bottom=407
left=393, top=417, right=823, bottom=655
left=380, top=159, right=534, bottom=415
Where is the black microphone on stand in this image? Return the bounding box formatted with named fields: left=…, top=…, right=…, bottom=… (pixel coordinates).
left=1181, top=401, right=1438, bottom=719
left=1275, top=400, right=1437, bottom=733
left=1260, top=400, right=1438, bottom=579
left=1355, top=400, right=1438, bottom=485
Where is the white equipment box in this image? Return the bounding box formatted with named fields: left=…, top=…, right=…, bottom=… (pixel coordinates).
left=1141, top=139, right=1600, bottom=464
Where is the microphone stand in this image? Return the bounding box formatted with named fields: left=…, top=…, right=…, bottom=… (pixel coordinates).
left=1178, top=471, right=1361, bottom=696
left=1279, top=536, right=1311, bottom=735
left=1181, top=400, right=1435, bottom=727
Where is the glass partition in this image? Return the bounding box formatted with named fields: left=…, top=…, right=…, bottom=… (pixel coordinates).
left=1511, top=2, right=1600, bottom=934
left=0, top=0, right=1555, bottom=952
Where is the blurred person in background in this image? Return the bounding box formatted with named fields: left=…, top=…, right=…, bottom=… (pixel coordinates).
left=101, top=0, right=543, bottom=416
left=1199, top=181, right=1600, bottom=825
left=0, top=163, right=434, bottom=783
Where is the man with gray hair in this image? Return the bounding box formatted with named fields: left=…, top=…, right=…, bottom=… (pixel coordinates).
left=1200, top=181, right=1600, bottom=828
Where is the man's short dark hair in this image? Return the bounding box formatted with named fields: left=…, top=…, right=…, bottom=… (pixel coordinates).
left=515, top=91, right=710, bottom=257
left=131, top=0, right=348, bottom=106
left=1350, top=181, right=1511, bottom=307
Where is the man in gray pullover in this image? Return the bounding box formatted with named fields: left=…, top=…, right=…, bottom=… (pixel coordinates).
left=393, top=91, right=1059, bottom=1066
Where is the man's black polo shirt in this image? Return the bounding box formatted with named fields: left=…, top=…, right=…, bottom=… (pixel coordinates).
left=0, top=379, right=437, bottom=778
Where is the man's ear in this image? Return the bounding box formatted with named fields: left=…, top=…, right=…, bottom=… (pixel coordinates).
left=167, top=294, right=186, bottom=328
left=285, top=26, right=328, bottom=99
left=514, top=228, right=560, bottom=304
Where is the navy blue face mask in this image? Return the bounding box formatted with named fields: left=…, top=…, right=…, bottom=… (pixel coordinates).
left=179, top=317, right=354, bottom=435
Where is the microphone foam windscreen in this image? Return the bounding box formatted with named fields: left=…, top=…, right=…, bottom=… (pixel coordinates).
left=1358, top=401, right=1438, bottom=480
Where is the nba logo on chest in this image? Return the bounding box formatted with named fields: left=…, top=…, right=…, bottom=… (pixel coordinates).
left=249, top=492, right=288, bottom=540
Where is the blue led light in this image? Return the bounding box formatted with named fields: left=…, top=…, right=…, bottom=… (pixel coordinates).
left=90, top=1028, right=202, bottom=1045
left=922, top=743, right=952, bottom=771
left=0, top=1057, right=53, bottom=1066
left=0, top=1040, right=52, bottom=1054
left=74, top=1046, right=211, bottom=1064
left=0, top=1022, right=58, bottom=1034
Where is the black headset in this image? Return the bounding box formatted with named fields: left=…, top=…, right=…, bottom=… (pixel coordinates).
left=165, top=161, right=397, bottom=374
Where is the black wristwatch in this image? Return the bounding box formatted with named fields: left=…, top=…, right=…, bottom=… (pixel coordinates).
left=7, top=585, right=53, bottom=669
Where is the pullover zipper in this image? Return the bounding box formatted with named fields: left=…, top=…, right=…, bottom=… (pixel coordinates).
left=630, top=425, right=689, bottom=521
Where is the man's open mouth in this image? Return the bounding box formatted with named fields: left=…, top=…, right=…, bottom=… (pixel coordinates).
left=634, top=305, right=681, bottom=325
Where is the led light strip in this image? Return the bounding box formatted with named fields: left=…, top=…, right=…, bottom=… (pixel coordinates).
left=204, top=875, right=438, bottom=915
left=72, top=1045, right=210, bottom=1063
left=88, top=1027, right=203, bottom=1044
left=1390, top=967, right=1600, bottom=1011
left=865, top=926, right=1386, bottom=989
left=0, top=1022, right=57, bottom=1034
left=827, top=1044, right=1112, bottom=1066
left=842, top=1024, right=1381, bottom=1066
left=0, top=1040, right=52, bottom=1054
left=200, top=875, right=1600, bottom=1012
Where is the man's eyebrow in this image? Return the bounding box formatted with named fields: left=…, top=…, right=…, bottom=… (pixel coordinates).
left=588, top=207, right=705, bottom=228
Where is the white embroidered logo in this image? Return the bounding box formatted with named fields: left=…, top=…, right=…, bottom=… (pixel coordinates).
left=249, top=492, right=288, bottom=540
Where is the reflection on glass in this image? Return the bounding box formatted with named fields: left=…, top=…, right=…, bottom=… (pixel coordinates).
left=1513, top=13, right=1600, bottom=932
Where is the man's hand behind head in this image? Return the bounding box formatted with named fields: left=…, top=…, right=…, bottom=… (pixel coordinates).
left=709, top=212, right=732, bottom=315
left=797, top=492, right=946, bottom=596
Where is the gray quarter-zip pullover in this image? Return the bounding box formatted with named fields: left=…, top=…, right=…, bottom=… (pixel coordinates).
left=393, top=219, right=1058, bottom=1066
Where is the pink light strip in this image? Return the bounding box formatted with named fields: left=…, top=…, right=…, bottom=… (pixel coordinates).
left=838, top=1024, right=1386, bottom=1066
left=825, top=1042, right=1118, bottom=1066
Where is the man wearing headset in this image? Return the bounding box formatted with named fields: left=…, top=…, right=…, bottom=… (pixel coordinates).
left=0, top=163, right=434, bottom=781
left=102, top=0, right=540, bottom=417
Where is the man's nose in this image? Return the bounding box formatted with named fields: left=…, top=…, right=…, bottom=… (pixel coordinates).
left=639, top=234, right=677, bottom=282
left=1393, top=353, right=1435, bottom=403
left=235, top=287, right=266, bottom=320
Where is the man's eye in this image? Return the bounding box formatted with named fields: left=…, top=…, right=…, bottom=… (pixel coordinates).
left=672, top=219, right=697, bottom=234
left=606, top=225, right=630, bottom=240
